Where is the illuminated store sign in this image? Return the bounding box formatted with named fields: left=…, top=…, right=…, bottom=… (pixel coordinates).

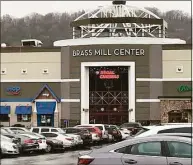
left=6, top=86, right=21, bottom=95
left=73, top=48, right=145, bottom=57
left=96, top=70, right=119, bottom=79
left=177, top=85, right=192, bottom=92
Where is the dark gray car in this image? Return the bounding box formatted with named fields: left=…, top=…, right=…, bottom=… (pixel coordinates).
left=78, top=136, right=192, bottom=165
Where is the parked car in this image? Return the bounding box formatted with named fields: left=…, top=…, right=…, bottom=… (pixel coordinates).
left=106, top=125, right=122, bottom=142
left=85, top=127, right=102, bottom=143
left=63, top=127, right=92, bottom=145
left=2, top=127, right=16, bottom=134
left=11, top=124, right=25, bottom=127
left=78, top=136, right=192, bottom=165
left=135, top=124, right=192, bottom=138
left=45, top=139, right=64, bottom=153
left=1, top=138, right=19, bottom=157
left=11, top=134, right=39, bottom=153
left=41, top=132, right=75, bottom=148
left=1, top=134, right=22, bottom=150
left=19, top=133, right=47, bottom=152
left=75, top=124, right=109, bottom=142
left=4, top=127, right=31, bottom=134
left=30, top=127, right=83, bottom=146
left=120, top=122, right=142, bottom=135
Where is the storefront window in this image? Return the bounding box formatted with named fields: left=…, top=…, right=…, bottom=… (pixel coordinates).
left=17, top=115, right=31, bottom=122
left=0, top=115, right=9, bottom=122
left=168, top=110, right=188, bottom=123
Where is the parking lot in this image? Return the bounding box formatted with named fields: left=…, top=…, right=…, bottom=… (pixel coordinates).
left=1, top=145, right=106, bottom=165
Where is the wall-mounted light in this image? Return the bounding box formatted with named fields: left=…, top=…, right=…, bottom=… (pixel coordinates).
left=101, top=108, right=104, bottom=112
left=83, top=108, right=89, bottom=112
left=128, top=108, right=133, bottom=112
left=113, top=108, right=117, bottom=112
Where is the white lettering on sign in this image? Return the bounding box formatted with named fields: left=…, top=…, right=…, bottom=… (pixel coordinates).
left=72, top=48, right=145, bottom=57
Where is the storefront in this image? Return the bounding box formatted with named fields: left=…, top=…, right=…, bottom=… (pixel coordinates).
left=1, top=1, right=192, bottom=126
left=160, top=83, right=192, bottom=123
left=0, top=83, right=61, bottom=127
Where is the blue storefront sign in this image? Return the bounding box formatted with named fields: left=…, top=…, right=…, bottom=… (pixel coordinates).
left=6, top=86, right=21, bottom=96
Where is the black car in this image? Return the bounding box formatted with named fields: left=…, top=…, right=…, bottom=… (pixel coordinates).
left=45, top=139, right=64, bottom=153
left=6, top=134, right=39, bottom=153
left=63, top=127, right=92, bottom=145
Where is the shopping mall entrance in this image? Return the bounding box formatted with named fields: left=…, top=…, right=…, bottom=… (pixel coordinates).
left=89, top=66, right=129, bottom=125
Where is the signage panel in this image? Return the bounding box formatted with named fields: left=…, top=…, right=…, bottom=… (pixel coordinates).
left=177, top=85, right=192, bottom=93
left=6, top=86, right=21, bottom=95
left=73, top=48, right=145, bottom=57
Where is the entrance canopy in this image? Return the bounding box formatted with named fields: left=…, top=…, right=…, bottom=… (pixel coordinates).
left=0, top=106, right=10, bottom=114
left=15, top=106, right=32, bottom=114
left=36, top=102, right=56, bottom=114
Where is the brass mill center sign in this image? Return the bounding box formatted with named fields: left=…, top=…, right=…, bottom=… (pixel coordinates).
left=73, top=48, right=145, bottom=57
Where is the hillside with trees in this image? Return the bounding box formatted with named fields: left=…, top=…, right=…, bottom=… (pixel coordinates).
left=1, top=8, right=191, bottom=46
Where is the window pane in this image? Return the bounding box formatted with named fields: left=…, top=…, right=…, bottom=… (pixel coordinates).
left=115, top=147, right=127, bottom=153
left=167, top=141, right=192, bottom=158
left=51, top=129, right=58, bottom=132
left=131, top=142, right=162, bottom=156
left=0, top=115, right=9, bottom=122
left=32, top=128, right=39, bottom=133
left=158, top=127, right=192, bottom=134
left=17, top=114, right=31, bottom=122
left=158, top=129, right=175, bottom=134
left=41, top=128, right=49, bottom=132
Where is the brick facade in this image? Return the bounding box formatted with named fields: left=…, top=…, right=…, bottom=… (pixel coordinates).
left=160, top=100, right=192, bottom=123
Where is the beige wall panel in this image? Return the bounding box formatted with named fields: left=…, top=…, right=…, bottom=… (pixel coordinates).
left=1, top=52, right=61, bottom=80
left=163, top=61, right=191, bottom=78
left=1, top=52, right=61, bottom=63
left=1, top=63, right=61, bottom=79
left=162, top=50, right=191, bottom=61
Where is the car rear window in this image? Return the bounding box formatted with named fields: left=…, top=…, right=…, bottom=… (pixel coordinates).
left=41, top=128, right=49, bottom=132
left=82, top=129, right=89, bottom=133
left=157, top=127, right=192, bottom=134
left=32, top=128, right=39, bottom=133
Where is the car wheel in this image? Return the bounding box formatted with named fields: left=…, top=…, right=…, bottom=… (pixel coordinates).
left=45, top=144, right=52, bottom=153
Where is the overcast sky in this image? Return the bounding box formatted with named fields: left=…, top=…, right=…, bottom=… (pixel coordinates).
left=1, top=1, right=191, bottom=18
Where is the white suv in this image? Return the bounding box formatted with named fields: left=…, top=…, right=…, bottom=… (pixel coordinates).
left=135, top=124, right=192, bottom=138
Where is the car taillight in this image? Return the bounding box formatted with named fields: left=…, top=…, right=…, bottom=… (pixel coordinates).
left=38, top=139, right=42, bottom=143
left=24, top=139, right=33, bottom=144
left=66, top=138, right=73, bottom=141
left=78, top=156, right=94, bottom=165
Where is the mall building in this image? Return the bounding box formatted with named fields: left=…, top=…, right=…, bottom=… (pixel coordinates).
left=0, top=1, right=192, bottom=127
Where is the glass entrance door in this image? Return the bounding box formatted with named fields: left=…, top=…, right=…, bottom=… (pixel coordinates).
left=89, top=66, right=129, bottom=125
left=37, top=114, right=54, bottom=126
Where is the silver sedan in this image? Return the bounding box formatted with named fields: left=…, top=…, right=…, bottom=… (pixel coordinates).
left=78, top=136, right=192, bottom=165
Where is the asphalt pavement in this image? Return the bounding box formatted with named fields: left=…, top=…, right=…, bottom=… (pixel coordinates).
left=1, top=144, right=109, bottom=165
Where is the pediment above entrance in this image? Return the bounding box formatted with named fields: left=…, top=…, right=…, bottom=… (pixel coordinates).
left=32, top=84, right=60, bottom=102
